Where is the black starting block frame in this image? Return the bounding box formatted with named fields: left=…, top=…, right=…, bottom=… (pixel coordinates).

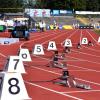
left=79, top=26, right=94, bottom=29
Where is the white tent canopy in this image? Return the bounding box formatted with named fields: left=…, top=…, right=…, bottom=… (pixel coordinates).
left=75, top=11, right=100, bottom=15
left=0, top=20, right=6, bottom=25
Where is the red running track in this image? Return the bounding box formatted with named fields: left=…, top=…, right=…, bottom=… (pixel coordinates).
left=0, top=29, right=100, bottom=100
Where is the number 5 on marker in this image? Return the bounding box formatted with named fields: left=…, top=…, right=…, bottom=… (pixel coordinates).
left=33, top=44, right=44, bottom=55
left=4, top=56, right=26, bottom=73
left=0, top=73, right=31, bottom=100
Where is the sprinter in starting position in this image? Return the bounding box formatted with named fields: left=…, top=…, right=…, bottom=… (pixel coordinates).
left=53, top=69, right=91, bottom=90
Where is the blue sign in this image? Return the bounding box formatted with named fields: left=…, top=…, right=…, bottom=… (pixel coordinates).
left=52, top=10, right=60, bottom=16
left=60, top=10, right=67, bottom=14
left=67, top=10, right=73, bottom=14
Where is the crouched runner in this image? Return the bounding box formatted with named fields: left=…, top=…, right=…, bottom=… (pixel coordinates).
left=47, top=51, right=67, bottom=69
left=53, top=70, right=91, bottom=90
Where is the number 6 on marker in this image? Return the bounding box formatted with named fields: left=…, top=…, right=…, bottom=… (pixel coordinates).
left=5, top=56, right=26, bottom=73
left=18, top=48, right=32, bottom=61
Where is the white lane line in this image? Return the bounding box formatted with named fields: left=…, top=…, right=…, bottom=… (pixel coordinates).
left=21, top=29, right=99, bottom=99
left=20, top=32, right=59, bottom=49
left=24, top=28, right=99, bottom=99
left=71, top=49, right=100, bottom=58
left=0, top=29, right=78, bottom=58
left=30, top=54, right=100, bottom=73
left=38, top=29, right=79, bottom=45
left=61, top=29, right=80, bottom=44
left=68, top=70, right=98, bottom=72
left=67, top=55, right=100, bottom=65
left=80, top=29, right=82, bottom=44
left=86, top=30, right=100, bottom=45
left=26, top=60, right=86, bottom=62
left=68, top=64, right=100, bottom=73
left=60, top=90, right=100, bottom=94
left=20, top=29, right=73, bottom=48
left=27, top=65, right=100, bottom=86
left=0, top=29, right=98, bottom=99
left=0, top=53, right=6, bottom=58
left=82, top=45, right=100, bottom=53
left=80, top=29, right=100, bottom=53
left=0, top=33, right=47, bottom=57
left=25, top=81, right=83, bottom=100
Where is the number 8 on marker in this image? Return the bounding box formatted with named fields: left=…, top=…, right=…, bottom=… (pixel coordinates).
left=0, top=73, right=30, bottom=100
left=8, top=78, right=20, bottom=95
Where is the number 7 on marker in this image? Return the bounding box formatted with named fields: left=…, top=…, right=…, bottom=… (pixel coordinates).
left=13, top=59, right=19, bottom=70
left=5, top=56, right=25, bottom=73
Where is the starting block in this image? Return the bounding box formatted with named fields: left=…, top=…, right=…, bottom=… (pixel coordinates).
left=76, top=83, right=91, bottom=90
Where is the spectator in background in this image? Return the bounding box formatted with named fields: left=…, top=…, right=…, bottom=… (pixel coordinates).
left=39, top=20, right=46, bottom=32
left=53, top=19, right=57, bottom=29
left=42, top=20, right=46, bottom=31
left=35, top=22, right=39, bottom=29
left=17, top=21, right=21, bottom=26
left=39, top=20, right=42, bottom=32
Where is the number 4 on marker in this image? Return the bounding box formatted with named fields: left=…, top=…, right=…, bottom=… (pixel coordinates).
left=4, top=56, right=26, bottom=73
left=47, top=41, right=57, bottom=51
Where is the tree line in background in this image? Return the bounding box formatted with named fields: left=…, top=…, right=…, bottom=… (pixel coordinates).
left=0, top=0, right=100, bottom=13
left=0, top=0, right=23, bottom=12
left=37, top=0, right=100, bottom=11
